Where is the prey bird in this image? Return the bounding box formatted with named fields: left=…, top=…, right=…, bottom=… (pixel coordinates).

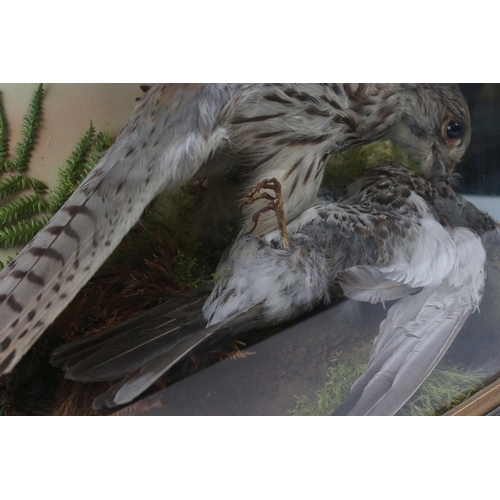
left=51, top=164, right=495, bottom=414
left=0, top=83, right=470, bottom=375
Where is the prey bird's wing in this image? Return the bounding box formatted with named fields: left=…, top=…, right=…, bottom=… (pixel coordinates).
left=338, top=266, right=417, bottom=304
left=335, top=286, right=475, bottom=416
left=0, top=84, right=234, bottom=375
left=50, top=285, right=213, bottom=381
left=90, top=305, right=263, bottom=410
left=51, top=284, right=267, bottom=410
left=335, top=227, right=486, bottom=416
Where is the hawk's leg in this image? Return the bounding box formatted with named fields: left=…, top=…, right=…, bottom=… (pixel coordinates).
left=240, top=178, right=290, bottom=249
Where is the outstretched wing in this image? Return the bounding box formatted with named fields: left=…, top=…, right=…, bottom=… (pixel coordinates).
left=0, top=84, right=234, bottom=375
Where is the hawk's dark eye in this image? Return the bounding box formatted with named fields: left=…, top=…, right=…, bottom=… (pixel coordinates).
left=446, top=121, right=462, bottom=139
left=440, top=118, right=463, bottom=147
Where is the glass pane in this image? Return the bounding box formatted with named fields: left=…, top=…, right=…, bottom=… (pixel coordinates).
left=2, top=84, right=499, bottom=416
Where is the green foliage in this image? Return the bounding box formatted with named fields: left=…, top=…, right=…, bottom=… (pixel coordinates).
left=0, top=174, right=47, bottom=200
left=400, top=369, right=484, bottom=416
left=290, top=343, right=484, bottom=416
left=322, top=140, right=419, bottom=193
left=107, top=185, right=226, bottom=294
left=0, top=194, right=48, bottom=225
left=48, top=124, right=112, bottom=214
left=0, top=217, right=49, bottom=248
left=169, top=246, right=214, bottom=289
left=0, top=97, right=8, bottom=171
left=0, top=85, right=113, bottom=267
left=10, top=83, right=44, bottom=173
left=291, top=346, right=369, bottom=416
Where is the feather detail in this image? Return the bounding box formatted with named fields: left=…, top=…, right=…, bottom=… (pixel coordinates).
left=51, top=286, right=213, bottom=381
left=53, top=295, right=263, bottom=410
left=335, top=227, right=486, bottom=416
left=336, top=287, right=475, bottom=416
left=338, top=266, right=416, bottom=305
left=90, top=305, right=259, bottom=410
left=0, top=84, right=233, bottom=375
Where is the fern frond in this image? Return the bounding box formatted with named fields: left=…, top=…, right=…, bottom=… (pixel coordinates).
left=0, top=253, right=16, bottom=271
left=0, top=194, right=49, bottom=225
left=48, top=182, right=72, bottom=215
left=78, top=130, right=112, bottom=184
left=0, top=216, right=49, bottom=248
left=0, top=86, right=114, bottom=256
left=63, top=121, right=96, bottom=178
left=11, top=84, right=44, bottom=173
left=48, top=121, right=96, bottom=214
left=92, top=130, right=113, bottom=154
left=0, top=174, right=47, bottom=200
left=26, top=177, right=48, bottom=195
left=0, top=94, right=9, bottom=171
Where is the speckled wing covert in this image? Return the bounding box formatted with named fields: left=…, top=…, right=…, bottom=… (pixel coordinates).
left=52, top=165, right=493, bottom=414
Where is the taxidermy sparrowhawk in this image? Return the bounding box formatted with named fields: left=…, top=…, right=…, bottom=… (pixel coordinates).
left=0, top=84, right=470, bottom=375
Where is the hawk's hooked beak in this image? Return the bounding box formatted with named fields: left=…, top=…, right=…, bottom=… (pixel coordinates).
left=431, top=156, right=457, bottom=197
left=433, top=155, right=455, bottom=176
left=433, top=157, right=446, bottom=175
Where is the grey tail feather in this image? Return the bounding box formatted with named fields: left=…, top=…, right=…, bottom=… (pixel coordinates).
left=91, top=326, right=222, bottom=410
left=51, top=286, right=264, bottom=409
left=50, top=285, right=213, bottom=379
left=90, top=304, right=263, bottom=410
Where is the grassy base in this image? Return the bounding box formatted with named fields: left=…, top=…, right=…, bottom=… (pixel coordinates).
left=290, top=343, right=484, bottom=416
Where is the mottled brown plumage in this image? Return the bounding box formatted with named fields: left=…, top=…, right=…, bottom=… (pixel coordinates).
left=0, top=84, right=470, bottom=375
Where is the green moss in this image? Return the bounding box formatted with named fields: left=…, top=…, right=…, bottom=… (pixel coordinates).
left=104, top=184, right=233, bottom=295
left=291, top=343, right=484, bottom=416
left=322, top=140, right=419, bottom=193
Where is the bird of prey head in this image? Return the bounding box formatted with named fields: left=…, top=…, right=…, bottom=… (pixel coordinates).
left=388, top=83, right=471, bottom=179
